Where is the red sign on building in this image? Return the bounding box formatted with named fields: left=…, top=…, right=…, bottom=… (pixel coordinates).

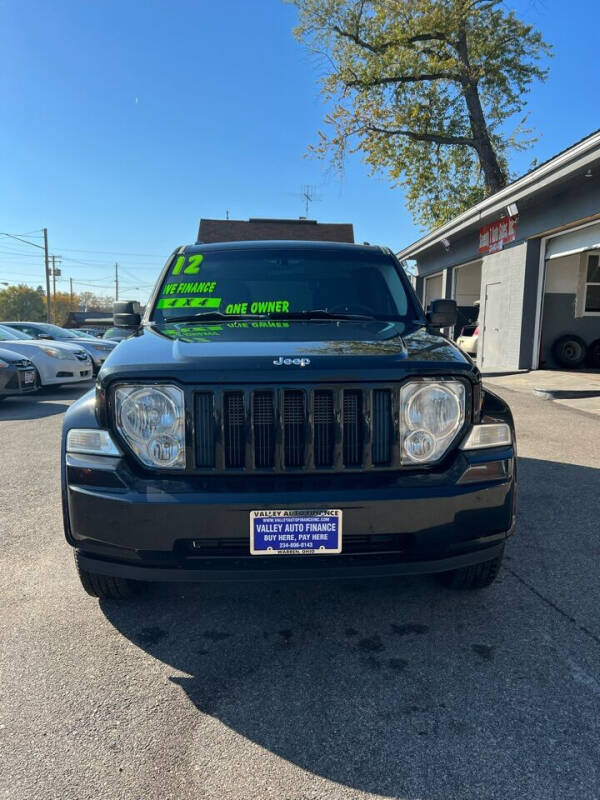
left=479, top=215, right=518, bottom=254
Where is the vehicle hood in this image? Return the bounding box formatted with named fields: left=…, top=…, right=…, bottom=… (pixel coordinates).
left=0, top=347, right=31, bottom=364
left=100, top=320, right=477, bottom=383
left=75, top=339, right=116, bottom=351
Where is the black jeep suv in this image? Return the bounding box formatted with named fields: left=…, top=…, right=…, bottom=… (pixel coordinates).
left=61, top=241, right=516, bottom=599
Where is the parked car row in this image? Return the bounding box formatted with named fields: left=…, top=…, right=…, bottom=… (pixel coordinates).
left=0, top=322, right=122, bottom=401
left=1, top=321, right=118, bottom=372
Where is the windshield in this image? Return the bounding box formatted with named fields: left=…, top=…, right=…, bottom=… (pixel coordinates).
left=30, top=322, right=77, bottom=339
left=150, top=248, right=415, bottom=324
left=103, top=328, right=123, bottom=339
left=0, top=324, right=33, bottom=341
left=70, top=330, right=98, bottom=339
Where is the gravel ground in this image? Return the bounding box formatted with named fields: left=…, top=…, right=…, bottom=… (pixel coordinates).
left=1, top=382, right=599, bottom=800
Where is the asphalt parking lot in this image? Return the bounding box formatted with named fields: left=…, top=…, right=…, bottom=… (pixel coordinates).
left=1, top=382, right=599, bottom=800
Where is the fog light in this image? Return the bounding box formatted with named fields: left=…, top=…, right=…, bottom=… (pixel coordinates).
left=403, top=429, right=436, bottom=462
left=148, top=434, right=184, bottom=467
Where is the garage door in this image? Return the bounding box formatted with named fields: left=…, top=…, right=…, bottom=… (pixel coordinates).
left=424, top=274, right=443, bottom=309
left=546, top=221, right=600, bottom=260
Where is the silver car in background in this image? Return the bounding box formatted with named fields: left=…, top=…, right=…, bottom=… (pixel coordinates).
left=0, top=325, right=92, bottom=386
left=1, top=321, right=116, bottom=373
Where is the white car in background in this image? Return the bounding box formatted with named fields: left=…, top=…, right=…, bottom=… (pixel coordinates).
left=456, top=323, right=479, bottom=357
left=1, top=321, right=117, bottom=374
left=0, top=325, right=93, bottom=387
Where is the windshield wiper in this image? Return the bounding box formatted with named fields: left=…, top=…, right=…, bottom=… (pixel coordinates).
left=265, top=310, right=376, bottom=321
left=155, top=309, right=378, bottom=324
left=152, top=312, right=268, bottom=323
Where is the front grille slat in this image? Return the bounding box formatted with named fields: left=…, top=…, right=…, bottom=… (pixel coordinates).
left=224, top=391, right=245, bottom=468
left=343, top=390, right=363, bottom=466
left=313, top=390, right=335, bottom=467
left=283, top=390, right=306, bottom=468
left=253, top=391, right=275, bottom=468
left=372, top=389, right=392, bottom=465
left=195, top=393, right=215, bottom=467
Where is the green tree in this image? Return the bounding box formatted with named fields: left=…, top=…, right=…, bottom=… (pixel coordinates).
left=0, top=285, right=45, bottom=321
left=48, top=291, right=80, bottom=325
left=290, top=0, right=551, bottom=228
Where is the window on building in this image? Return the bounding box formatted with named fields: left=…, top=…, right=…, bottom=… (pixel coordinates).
left=583, top=253, right=600, bottom=314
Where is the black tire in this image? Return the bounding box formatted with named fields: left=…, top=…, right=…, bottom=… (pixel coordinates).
left=586, top=338, right=600, bottom=369
left=552, top=334, right=587, bottom=368
left=74, top=553, right=141, bottom=600
left=436, top=547, right=504, bottom=590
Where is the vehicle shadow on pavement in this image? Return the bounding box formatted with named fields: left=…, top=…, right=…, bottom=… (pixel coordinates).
left=0, top=383, right=93, bottom=421
left=100, top=455, right=600, bottom=800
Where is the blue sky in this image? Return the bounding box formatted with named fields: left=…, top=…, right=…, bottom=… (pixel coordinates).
left=0, top=0, right=598, bottom=302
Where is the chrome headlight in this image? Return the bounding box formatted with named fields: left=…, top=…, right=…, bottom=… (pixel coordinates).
left=400, top=380, right=465, bottom=464
left=41, top=346, right=73, bottom=360
left=114, top=385, right=185, bottom=468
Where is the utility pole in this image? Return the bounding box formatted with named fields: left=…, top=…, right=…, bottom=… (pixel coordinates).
left=52, top=256, right=57, bottom=306
left=114, top=262, right=119, bottom=301
left=43, top=228, right=51, bottom=322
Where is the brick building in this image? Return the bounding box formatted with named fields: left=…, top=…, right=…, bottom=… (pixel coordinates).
left=197, top=218, right=354, bottom=244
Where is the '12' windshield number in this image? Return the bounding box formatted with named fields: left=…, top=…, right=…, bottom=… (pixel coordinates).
left=171, top=254, right=204, bottom=275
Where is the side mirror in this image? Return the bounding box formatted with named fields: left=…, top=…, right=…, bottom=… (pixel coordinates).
left=426, top=298, right=457, bottom=328
left=113, top=300, right=141, bottom=329
left=114, top=312, right=141, bottom=328
left=37, top=332, right=53, bottom=340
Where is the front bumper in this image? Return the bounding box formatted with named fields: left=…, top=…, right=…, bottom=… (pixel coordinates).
left=44, top=361, right=93, bottom=384
left=0, top=365, right=37, bottom=396
left=63, top=446, right=516, bottom=582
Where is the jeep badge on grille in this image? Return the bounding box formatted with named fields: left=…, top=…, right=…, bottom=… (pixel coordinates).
left=273, top=356, right=311, bottom=367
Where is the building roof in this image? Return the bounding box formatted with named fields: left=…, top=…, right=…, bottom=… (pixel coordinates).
left=63, top=310, right=113, bottom=328
left=397, top=129, right=600, bottom=262
left=197, top=217, right=354, bottom=244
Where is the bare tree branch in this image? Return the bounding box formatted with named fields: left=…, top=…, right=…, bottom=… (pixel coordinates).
left=365, top=124, right=476, bottom=147
left=344, top=72, right=457, bottom=88
left=331, top=25, right=448, bottom=53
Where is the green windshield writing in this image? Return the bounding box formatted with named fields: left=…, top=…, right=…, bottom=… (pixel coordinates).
left=162, top=281, right=217, bottom=295
left=225, top=300, right=290, bottom=314
left=156, top=297, right=222, bottom=309
left=171, top=254, right=204, bottom=275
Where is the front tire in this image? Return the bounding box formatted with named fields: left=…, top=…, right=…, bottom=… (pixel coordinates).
left=436, top=547, right=504, bottom=590
left=75, top=553, right=141, bottom=600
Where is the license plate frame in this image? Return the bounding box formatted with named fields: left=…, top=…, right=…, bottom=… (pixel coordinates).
left=250, top=509, right=343, bottom=556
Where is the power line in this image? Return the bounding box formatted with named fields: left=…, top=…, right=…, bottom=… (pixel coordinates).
left=0, top=230, right=44, bottom=240
left=0, top=251, right=162, bottom=272
left=0, top=232, right=46, bottom=250
left=51, top=246, right=164, bottom=257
